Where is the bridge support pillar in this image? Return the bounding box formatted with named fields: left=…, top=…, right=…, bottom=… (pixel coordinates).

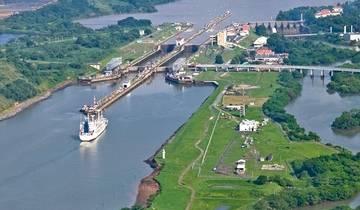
left=268, top=68, right=271, bottom=72
left=330, top=71, right=334, bottom=77
left=257, top=68, right=260, bottom=72
left=247, top=68, right=250, bottom=72
left=299, top=69, right=303, bottom=74
left=289, top=68, right=293, bottom=73
left=320, top=70, right=325, bottom=77
left=310, top=69, right=314, bottom=78
left=205, top=67, right=208, bottom=72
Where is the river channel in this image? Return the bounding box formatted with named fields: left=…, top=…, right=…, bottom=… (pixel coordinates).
left=286, top=74, right=360, bottom=153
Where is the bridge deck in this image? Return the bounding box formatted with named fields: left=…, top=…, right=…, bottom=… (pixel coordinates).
left=195, top=64, right=360, bottom=73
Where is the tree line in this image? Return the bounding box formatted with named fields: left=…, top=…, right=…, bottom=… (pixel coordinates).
left=254, top=152, right=360, bottom=209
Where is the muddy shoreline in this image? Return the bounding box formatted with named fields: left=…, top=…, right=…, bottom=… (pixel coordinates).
left=0, top=80, right=75, bottom=121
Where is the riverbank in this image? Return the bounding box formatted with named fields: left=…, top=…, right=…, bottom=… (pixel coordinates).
left=135, top=81, right=218, bottom=208
left=0, top=80, right=75, bottom=121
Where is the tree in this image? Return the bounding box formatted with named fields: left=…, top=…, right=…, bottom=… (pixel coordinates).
left=255, top=25, right=267, bottom=36
left=215, top=54, right=224, bottom=64
left=254, top=175, right=268, bottom=185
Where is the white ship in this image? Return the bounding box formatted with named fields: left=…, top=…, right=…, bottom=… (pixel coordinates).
left=79, top=110, right=108, bottom=142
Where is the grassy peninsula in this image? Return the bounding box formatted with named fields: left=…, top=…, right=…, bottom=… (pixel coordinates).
left=144, top=71, right=360, bottom=210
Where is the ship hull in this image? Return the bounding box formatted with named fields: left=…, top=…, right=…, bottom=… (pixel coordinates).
left=79, top=120, right=108, bottom=142
left=165, top=74, right=193, bottom=84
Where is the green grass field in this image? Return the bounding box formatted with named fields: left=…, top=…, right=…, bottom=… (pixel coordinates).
left=100, top=24, right=179, bottom=68
left=150, top=72, right=336, bottom=210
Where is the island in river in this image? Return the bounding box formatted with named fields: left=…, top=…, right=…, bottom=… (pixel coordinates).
left=332, top=109, right=360, bottom=131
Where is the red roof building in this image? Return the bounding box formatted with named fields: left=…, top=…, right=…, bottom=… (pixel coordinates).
left=256, top=47, right=275, bottom=56
left=241, top=24, right=250, bottom=32
left=315, top=9, right=332, bottom=18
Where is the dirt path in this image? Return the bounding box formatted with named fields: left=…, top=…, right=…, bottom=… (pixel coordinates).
left=179, top=87, right=228, bottom=210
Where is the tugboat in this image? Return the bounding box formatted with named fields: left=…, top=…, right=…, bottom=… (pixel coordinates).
left=79, top=110, right=108, bottom=142
left=165, top=71, right=194, bottom=84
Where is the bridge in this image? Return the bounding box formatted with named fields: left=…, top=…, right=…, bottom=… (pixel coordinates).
left=245, top=20, right=304, bottom=28
left=193, top=64, right=360, bottom=76
left=81, top=11, right=231, bottom=114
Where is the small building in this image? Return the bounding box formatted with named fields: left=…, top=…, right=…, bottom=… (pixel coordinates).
left=332, top=6, right=343, bottom=14
left=217, top=30, right=228, bottom=47
left=315, top=6, right=343, bottom=19
left=225, top=104, right=246, bottom=116
left=210, top=34, right=217, bottom=45
left=226, top=27, right=237, bottom=37
left=253, top=36, right=268, bottom=48
left=256, top=47, right=275, bottom=57
left=235, top=159, right=246, bottom=174
left=123, top=81, right=131, bottom=88
left=89, top=63, right=101, bottom=71
left=175, top=25, right=182, bottom=31
left=239, top=119, right=259, bottom=132
left=241, top=24, right=250, bottom=33
left=105, top=57, right=122, bottom=74
left=254, top=47, right=288, bottom=64
left=315, top=9, right=332, bottom=18
left=176, top=37, right=185, bottom=46
left=344, top=33, right=360, bottom=42
left=139, top=29, right=145, bottom=36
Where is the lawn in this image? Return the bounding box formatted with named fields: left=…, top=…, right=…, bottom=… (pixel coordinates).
left=150, top=71, right=337, bottom=210
left=100, top=24, right=179, bottom=68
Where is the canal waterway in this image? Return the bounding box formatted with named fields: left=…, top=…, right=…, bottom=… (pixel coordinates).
left=286, top=74, right=360, bottom=154
left=0, top=74, right=214, bottom=210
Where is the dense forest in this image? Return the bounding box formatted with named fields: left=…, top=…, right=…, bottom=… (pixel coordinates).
left=267, top=34, right=358, bottom=65
left=276, top=0, right=360, bottom=33
left=263, top=71, right=320, bottom=141
left=253, top=152, right=360, bottom=209
left=0, top=0, right=171, bottom=111
left=332, top=109, right=360, bottom=130
left=327, top=72, right=360, bottom=95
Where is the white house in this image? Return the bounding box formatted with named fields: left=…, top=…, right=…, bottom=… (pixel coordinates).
left=235, top=159, right=246, bottom=174
left=253, top=36, right=268, bottom=48
left=344, top=33, right=360, bottom=42
left=176, top=37, right=186, bottom=46
left=239, top=119, right=259, bottom=132
left=139, top=29, right=145, bottom=36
